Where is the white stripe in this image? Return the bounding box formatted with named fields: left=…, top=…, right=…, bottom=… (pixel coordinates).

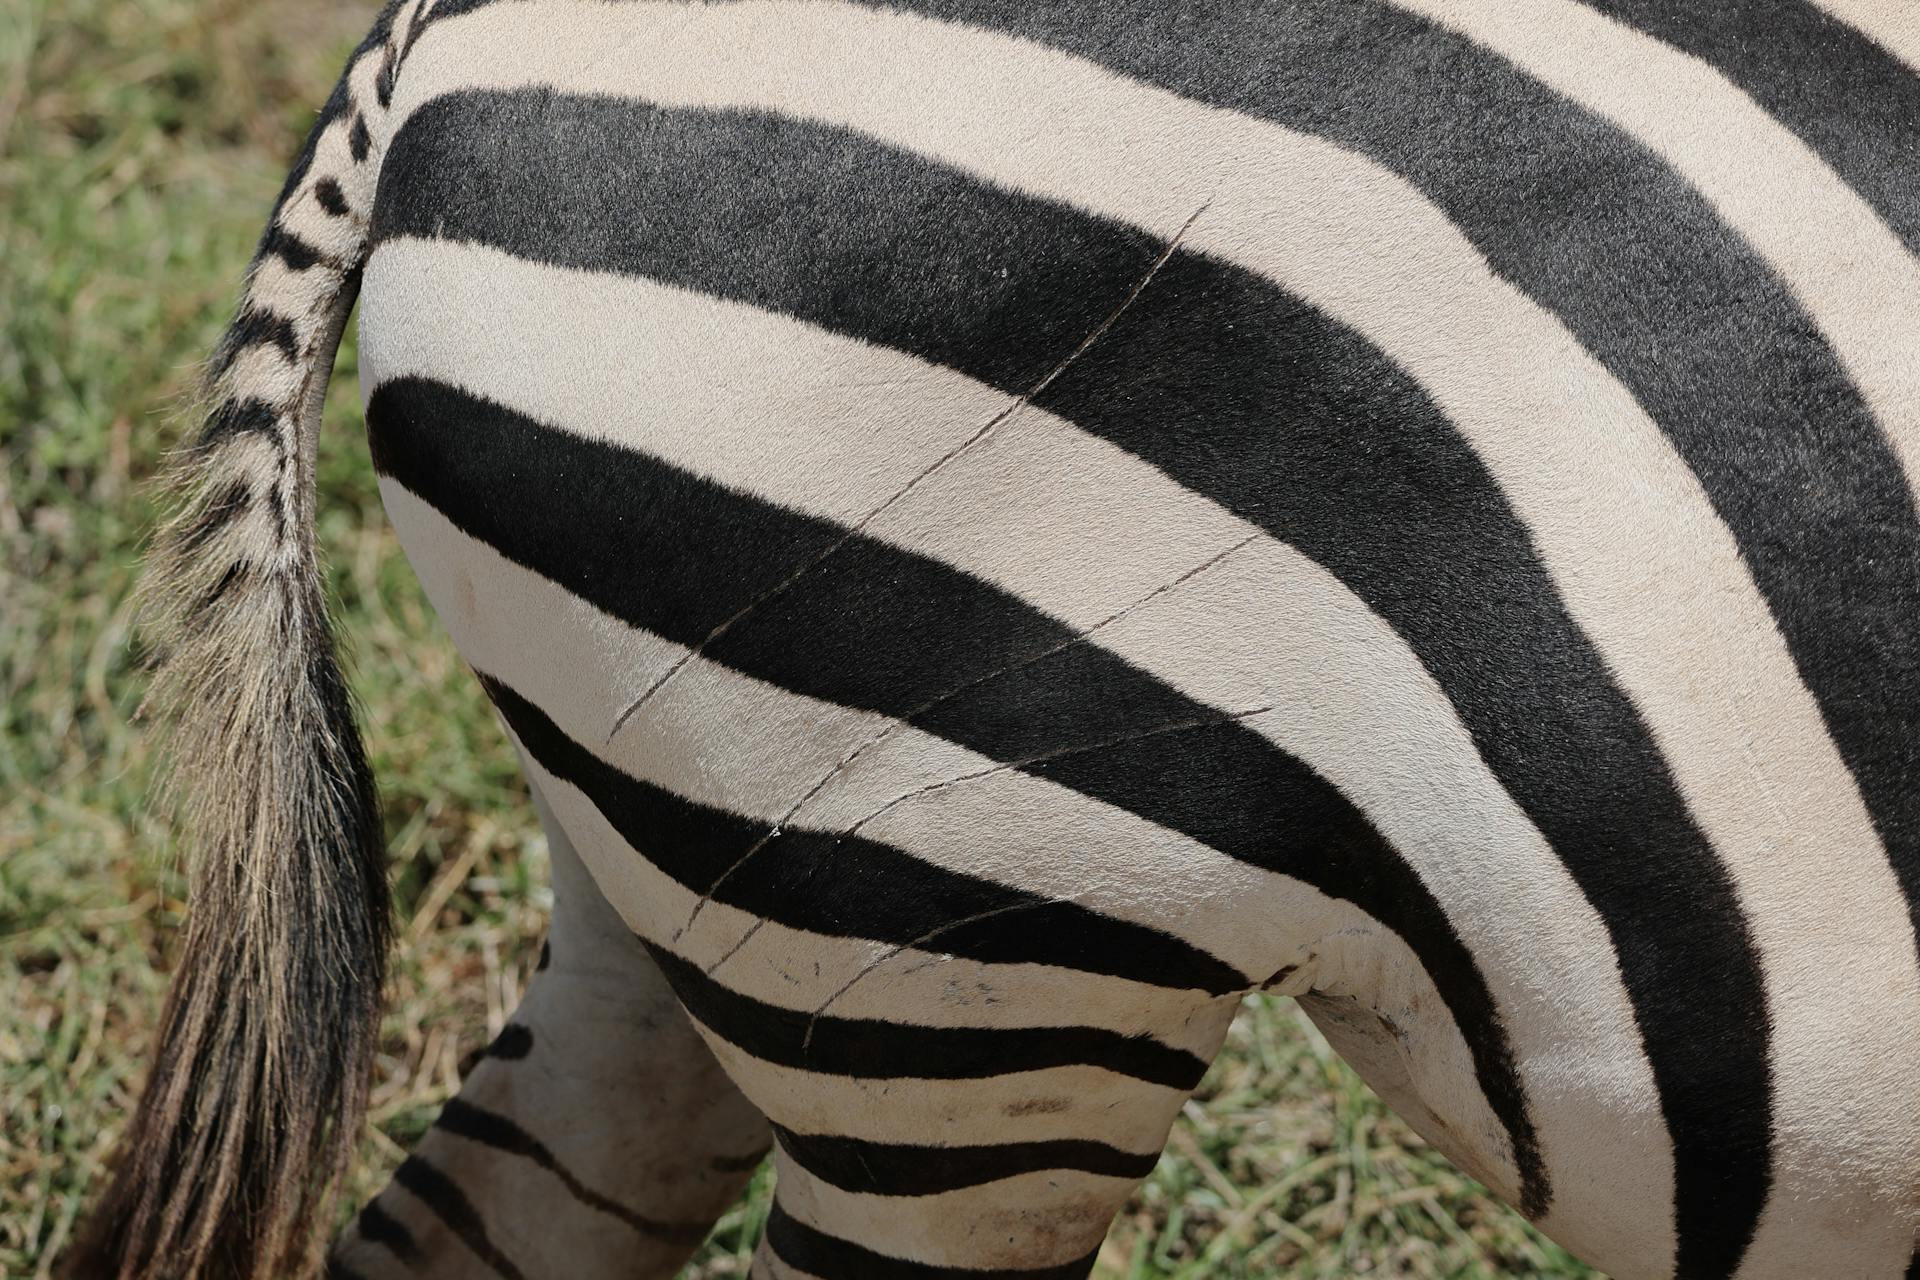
left=220, top=342, right=304, bottom=407
left=1389, top=0, right=1920, bottom=512
left=774, top=1152, right=1133, bottom=1270
left=692, top=1031, right=1205, bottom=1152
left=1808, top=0, right=1920, bottom=68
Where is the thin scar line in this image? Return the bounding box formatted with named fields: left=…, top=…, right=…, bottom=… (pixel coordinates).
left=815, top=701, right=1278, bottom=861
left=674, top=527, right=1260, bottom=940
left=800, top=900, right=1057, bottom=1057
left=606, top=198, right=1213, bottom=746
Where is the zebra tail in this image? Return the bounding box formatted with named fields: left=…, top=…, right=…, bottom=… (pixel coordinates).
left=65, top=10, right=414, bottom=1278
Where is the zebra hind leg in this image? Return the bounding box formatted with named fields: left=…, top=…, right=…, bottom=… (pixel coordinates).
left=329, top=779, right=771, bottom=1280
left=721, top=992, right=1244, bottom=1279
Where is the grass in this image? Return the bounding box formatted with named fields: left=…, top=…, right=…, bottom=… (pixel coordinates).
left=0, top=2, right=1604, bottom=1276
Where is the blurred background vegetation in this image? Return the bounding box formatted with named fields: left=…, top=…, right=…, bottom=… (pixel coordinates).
left=0, top=1, right=1604, bottom=1275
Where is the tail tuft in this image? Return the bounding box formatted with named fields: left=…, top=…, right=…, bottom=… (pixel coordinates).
left=63, top=4, right=422, bottom=1274
left=67, top=535, right=389, bottom=1277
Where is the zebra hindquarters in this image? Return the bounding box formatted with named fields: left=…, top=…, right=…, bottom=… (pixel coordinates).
left=357, top=2, right=1920, bottom=1275
left=355, top=29, right=1550, bottom=1274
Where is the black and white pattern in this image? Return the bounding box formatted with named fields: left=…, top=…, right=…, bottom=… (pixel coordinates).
left=93, top=2, right=1920, bottom=1278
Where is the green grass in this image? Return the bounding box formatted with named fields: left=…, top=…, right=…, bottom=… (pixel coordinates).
left=0, top=3, right=1603, bottom=1276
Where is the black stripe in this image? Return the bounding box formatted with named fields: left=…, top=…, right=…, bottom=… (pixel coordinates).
left=375, top=47, right=397, bottom=108
left=262, top=224, right=324, bottom=272
left=773, top=1124, right=1160, bottom=1196
left=266, top=478, right=290, bottom=548
left=198, top=396, right=280, bottom=447
left=354, top=1199, right=422, bottom=1264
left=487, top=1022, right=533, bottom=1060
left=315, top=177, right=351, bottom=217
left=413, top=0, right=500, bottom=17
left=434, top=1098, right=712, bottom=1242
left=647, top=943, right=1211, bottom=1089
left=764, top=1201, right=1099, bottom=1280
left=176, top=479, right=254, bottom=556
left=1582, top=0, right=1920, bottom=254
left=398, top=0, right=442, bottom=70
left=220, top=307, right=300, bottom=369
left=1906, top=1249, right=1920, bottom=1280
left=392, top=1157, right=528, bottom=1280
left=193, top=560, right=251, bottom=619
left=474, top=668, right=1245, bottom=997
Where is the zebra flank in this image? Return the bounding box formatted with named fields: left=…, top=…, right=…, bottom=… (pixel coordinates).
left=85, top=1, right=1920, bottom=1278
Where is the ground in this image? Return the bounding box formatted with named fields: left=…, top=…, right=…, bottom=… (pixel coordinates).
left=0, top=1, right=1603, bottom=1275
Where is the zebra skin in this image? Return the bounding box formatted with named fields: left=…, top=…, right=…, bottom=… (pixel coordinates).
left=68, top=2, right=1920, bottom=1278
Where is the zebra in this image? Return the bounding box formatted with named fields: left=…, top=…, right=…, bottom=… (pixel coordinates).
left=66, top=0, right=1920, bottom=1277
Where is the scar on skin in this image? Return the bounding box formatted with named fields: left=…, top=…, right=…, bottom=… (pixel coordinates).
left=702, top=917, right=768, bottom=974
left=605, top=197, right=1215, bottom=748
left=799, top=899, right=1057, bottom=1058
left=675, top=529, right=1261, bottom=943
left=815, top=700, right=1279, bottom=868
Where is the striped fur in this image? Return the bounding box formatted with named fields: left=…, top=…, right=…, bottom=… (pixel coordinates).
left=93, top=2, right=1920, bottom=1278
